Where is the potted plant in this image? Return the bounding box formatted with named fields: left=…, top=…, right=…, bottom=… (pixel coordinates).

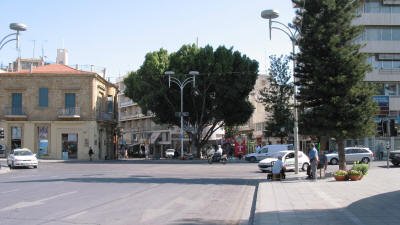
left=352, top=162, right=368, bottom=177
left=333, top=170, right=348, bottom=181
left=348, top=170, right=362, bottom=181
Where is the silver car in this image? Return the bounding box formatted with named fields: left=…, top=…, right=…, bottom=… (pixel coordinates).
left=7, top=148, right=38, bottom=169
left=326, top=147, right=373, bottom=165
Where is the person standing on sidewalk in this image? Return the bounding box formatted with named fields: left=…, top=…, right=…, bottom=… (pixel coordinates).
left=88, top=146, right=94, bottom=161
left=308, top=143, right=319, bottom=180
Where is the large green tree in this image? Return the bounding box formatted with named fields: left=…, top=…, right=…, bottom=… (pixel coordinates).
left=292, top=0, right=378, bottom=170
left=124, top=44, right=258, bottom=157
left=259, top=55, right=294, bottom=144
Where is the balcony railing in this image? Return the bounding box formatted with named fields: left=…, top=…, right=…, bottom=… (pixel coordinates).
left=97, top=112, right=116, bottom=122
left=4, top=107, right=27, bottom=119
left=58, top=107, right=80, bottom=118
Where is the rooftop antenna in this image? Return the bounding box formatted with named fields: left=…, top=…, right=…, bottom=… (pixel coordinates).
left=41, top=40, right=48, bottom=60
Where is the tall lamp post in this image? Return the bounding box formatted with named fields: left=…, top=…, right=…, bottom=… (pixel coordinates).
left=165, top=70, right=199, bottom=158
left=261, top=9, right=300, bottom=174
left=0, top=23, right=27, bottom=52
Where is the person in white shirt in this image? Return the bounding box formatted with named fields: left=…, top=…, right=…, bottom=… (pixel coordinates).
left=216, top=145, right=223, bottom=156
left=272, top=155, right=286, bottom=180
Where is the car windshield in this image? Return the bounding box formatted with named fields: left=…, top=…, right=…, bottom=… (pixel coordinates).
left=14, top=151, right=33, bottom=156
left=268, top=152, right=286, bottom=158
left=167, top=150, right=174, bottom=152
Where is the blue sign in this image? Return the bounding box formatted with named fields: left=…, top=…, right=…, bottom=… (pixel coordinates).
left=373, top=96, right=389, bottom=107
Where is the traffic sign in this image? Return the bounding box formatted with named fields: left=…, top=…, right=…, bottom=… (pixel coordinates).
left=175, top=112, right=189, bottom=117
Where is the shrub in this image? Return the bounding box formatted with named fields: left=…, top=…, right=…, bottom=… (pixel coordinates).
left=347, top=170, right=362, bottom=176
left=334, top=170, right=347, bottom=176
left=352, top=162, right=368, bottom=175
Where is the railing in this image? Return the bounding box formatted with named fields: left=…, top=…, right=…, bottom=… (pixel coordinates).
left=4, top=107, right=27, bottom=116
left=58, top=107, right=80, bottom=117
left=97, top=112, right=115, bottom=121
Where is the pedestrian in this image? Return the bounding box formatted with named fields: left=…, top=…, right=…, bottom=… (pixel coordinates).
left=256, top=144, right=261, bottom=152
left=272, top=155, right=286, bottom=181
left=124, top=147, right=128, bottom=159
left=318, top=150, right=328, bottom=178
left=88, top=146, right=94, bottom=161
left=308, top=143, right=319, bottom=180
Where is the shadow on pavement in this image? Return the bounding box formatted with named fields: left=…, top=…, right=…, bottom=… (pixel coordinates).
left=4, top=176, right=264, bottom=186
left=58, top=159, right=249, bottom=165
left=254, top=190, right=400, bottom=225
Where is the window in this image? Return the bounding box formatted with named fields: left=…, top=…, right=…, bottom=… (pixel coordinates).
left=384, top=84, right=397, bottom=96
left=365, top=28, right=380, bottom=41
left=107, top=95, right=113, bottom=113
left=65, top=93, right=76, bottom=108
left=38, top=88, right=48, bottom=107
left=392, top=29, right=400, bottom=40
left=366, top=1, right=380, bottom=13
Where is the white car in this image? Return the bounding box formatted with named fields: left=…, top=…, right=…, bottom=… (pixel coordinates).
left=258, top=150, right=310, bottom=172
left=165, top=149, right=175, bottom=158
left=326, top=147, right=373, bottom=165
left=245, top=144, right=293, bottom=162
left=7, top=148, right=38, bottom=169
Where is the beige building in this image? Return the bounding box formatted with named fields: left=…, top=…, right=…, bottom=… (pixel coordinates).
left=0, top=63, right=118, bottom=160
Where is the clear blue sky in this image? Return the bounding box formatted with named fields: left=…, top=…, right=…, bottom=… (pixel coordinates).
left=0, top=0, right=296, bottom=81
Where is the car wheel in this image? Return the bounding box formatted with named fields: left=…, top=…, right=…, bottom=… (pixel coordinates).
left=33, top=166, right=37, bottom=168
left=392, top=162, right=399, bottom=166
left=302, top=163, right=309, bottom=172
left=361, top=157, right=370, bottom=164
left=249, top=157, right=257, bottom=163
left=330, top=158, right=338, bottom=165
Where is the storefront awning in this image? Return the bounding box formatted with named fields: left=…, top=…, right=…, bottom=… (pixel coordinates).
left=150, top=132, right=161, bottom=144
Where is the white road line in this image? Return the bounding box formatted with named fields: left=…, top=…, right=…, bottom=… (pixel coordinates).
left=0, top=191, right=77, bottom=211
left=64, top=210, right=88, bottom=219
left=0, top=189, right=19, bottom=194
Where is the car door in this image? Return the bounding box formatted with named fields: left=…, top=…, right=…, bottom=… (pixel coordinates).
left=345, top=149, right=355, bottom=162
left=284, top=152, right=295, bottom=170
left=257, top=147, right=269, bottom=160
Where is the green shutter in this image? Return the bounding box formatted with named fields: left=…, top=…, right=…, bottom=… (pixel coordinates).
left=39, top=88, right=48, bottom=107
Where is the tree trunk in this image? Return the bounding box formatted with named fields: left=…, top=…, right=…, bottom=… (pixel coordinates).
left=337, top=137, right=346, bottom=170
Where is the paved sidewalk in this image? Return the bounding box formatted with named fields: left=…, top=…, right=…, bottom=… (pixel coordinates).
left=254, top=161, right=400, bottom=225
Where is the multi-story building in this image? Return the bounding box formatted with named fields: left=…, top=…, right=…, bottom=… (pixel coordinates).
left=0, top=63, right=118, bottom=160
left=339, top=0, right=400, bottom=153
left=116, top=76, right=172, bottom=157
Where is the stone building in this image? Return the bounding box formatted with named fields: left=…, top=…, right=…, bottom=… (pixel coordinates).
left=0, top=63, right=118, bottom=160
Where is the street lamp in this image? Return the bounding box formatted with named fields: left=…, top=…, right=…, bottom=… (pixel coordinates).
left=0, top=23, right=27, bottom=51
left=261, top=9, right=300, bottom=174
left=165, top=70, right=199, bottom=158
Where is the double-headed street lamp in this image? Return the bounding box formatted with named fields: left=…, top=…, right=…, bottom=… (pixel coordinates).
left=0, top=23, right=27, bottom=52
left=165, top=70, right=199, bottom=158
left=261, top=9, right=300, bottom=174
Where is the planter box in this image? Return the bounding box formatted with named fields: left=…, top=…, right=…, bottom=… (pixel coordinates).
left=334, top=175, right=347, bottom=181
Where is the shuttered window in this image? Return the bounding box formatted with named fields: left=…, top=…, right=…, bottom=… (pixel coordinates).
left=39, top=88, right=48, bottom=107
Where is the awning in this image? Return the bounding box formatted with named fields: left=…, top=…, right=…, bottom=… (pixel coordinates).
left=150, top=132, right=161, bottom=144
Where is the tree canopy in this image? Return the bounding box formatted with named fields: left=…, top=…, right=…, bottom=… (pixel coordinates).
left=292, top=0, right=378, bottom=169
left=259, top=55, right=294, bottom=144
left=124, top=44, right=259, bottom=156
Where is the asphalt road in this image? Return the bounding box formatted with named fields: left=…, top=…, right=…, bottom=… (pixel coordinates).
left=0, top=160, right=268, bottom=225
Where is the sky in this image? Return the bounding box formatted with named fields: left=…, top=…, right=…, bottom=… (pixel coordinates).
left=0, top=0, right=296, bottom=82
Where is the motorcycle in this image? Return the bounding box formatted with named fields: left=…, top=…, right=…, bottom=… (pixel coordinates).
left=208, top=153, right=228, bottom=164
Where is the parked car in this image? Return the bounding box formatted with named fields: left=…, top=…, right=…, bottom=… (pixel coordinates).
left=389, top=150, right=400, bottom=166
left=258, top=150, right=310, bottom=172
left=166, top=149, right=175, bottom=158
left=7, top=148, right=38, bottom=169
left=326, top=147, right=373, bottom=165
left=245, top=144, right=293, bottom=162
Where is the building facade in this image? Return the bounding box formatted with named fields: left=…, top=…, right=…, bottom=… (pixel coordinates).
left=0, top=63, right=118, bottom=160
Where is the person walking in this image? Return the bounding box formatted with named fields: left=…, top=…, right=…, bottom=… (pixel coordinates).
left=318, top=150, right=328, bottom=178
left=124, top=147, right=128, bottom=159
left=88, top=146, right=94, bottom=161
left=308, top=143, right=319, bottom=180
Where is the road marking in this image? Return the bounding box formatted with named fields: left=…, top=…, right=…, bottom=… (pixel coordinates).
left=0, top=191, right=77, bottom=211
left=64, top=210, right=87, bottom=219
left=0, top=189, right=19, bottom=194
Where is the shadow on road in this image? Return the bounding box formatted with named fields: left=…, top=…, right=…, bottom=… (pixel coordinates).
left=253, top=190, right=400, bottom=225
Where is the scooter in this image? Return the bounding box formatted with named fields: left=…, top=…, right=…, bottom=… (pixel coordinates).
left=208, top=153, right=228, bottom=164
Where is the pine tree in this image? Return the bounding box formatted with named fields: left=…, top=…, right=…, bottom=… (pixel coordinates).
left=292, top=0, right=378, bottom=170
left=259, top=55, right=294, bottom=144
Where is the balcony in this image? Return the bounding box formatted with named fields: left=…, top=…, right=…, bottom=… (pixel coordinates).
left=58, top=107, right=80, bottom=119
left=97, top=112, right=116, bottom=122
left=4, top=107, right=27, bottom=120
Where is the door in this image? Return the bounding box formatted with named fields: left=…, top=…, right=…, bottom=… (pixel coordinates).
left=345, top=149, right=355, bottom=162
left=65, top=93, right=76, bottom=115
left=257, top=147, right=269, bottom=160
left=12, top=93, right=22, bottom=115
left=284, top=152, right=295, bottom=169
